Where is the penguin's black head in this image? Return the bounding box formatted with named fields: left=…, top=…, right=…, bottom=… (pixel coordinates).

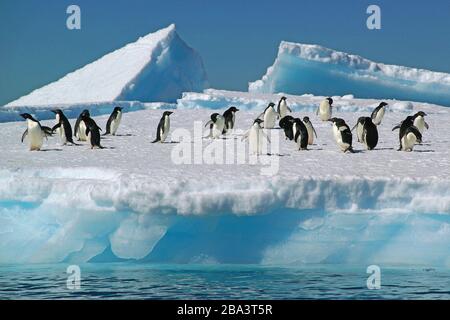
left=228, top=106, right=239, bottom=112
left=303, top=116, right=310, bottom=123
left=211, top=113, right=220, bottom=121
left=326, top=97, right=333, bottom=105
left=268, top=102, right=275, bottom=107
left=51, top=109, right=63, bottom=115
left=163, top=111, right=173, bottom=116
left=81, top=110, right=90, bottom=117
left=415, top=111, right=427, bottom=118
left=379, top=102, right=388, bottom=107
left=280, top=96, right=287, bottom=101
left=20, top=113, right=33, bottom=120
left=328, top=117, right=339, bottom=123
left=114, top=106, right=123, bottom=112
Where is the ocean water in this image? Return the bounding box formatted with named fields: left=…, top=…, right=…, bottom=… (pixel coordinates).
left=0, top=263, right=449, bottom=300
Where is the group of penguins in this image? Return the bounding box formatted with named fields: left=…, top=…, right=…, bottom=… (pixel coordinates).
left=201, top=96, right=430, bottom=154
left=19, top=96, right=429, bottom=153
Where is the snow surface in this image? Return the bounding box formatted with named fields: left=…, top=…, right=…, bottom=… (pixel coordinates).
left=1, top=90, right=450, bottom=265
left=249, top=42, right=450, bottom=107
left=5, top=25, right=208, bottom=107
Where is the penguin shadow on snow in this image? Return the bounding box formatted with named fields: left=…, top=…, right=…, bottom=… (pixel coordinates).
left=39, top=148, right=63, bottom=152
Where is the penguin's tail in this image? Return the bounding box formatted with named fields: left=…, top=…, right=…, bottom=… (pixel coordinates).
left=345, top=146, right=355, bottom=153
left=151, top=138, right=160, bottom=143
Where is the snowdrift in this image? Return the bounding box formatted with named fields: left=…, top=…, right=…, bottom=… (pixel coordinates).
left=249, top=42, right=450, bottom=107
left=5, top=24, right=208, bottom=107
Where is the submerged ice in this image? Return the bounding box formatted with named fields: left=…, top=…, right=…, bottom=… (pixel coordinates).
left=249, top=42, right=450, bottom=107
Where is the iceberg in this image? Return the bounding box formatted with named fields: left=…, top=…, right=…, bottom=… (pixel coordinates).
left=5, top=24, right=208, bottom=107
left=249, top=42, right=450, bottom=107
left=1, top=92, right=450, bottom=265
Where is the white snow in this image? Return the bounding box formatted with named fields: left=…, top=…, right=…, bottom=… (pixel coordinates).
left=6, top=24, right=208, bottom=107
left=1, top=90, right=450, bottom=264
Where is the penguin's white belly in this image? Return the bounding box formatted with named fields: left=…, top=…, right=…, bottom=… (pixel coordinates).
left=279, top=101, right=289, bottom=118
left=357, top=123, right=364, bottom=143
left=212, top=118, right=224, bottom=138
left=333, top=125, right=348, bottom=151
left=306, top=125, right=314, bottom=145
left=249, top=126, right=264, bottom=154
left=264, top=109, right=277, bottom=129
left=402, top=133, right=416, bottom=151
left=160, top=117, right=170, bottom=142
left=79, top=121, right=87, bottom=141
left=319, top=103, right=331, bottom=121
left=28, top=122, right=43, bottom=150
left=111, top=113, right=122, bottom=135
left=413, top=117, right=426, bottom=134
left=373, top=108, right=385, bottom=125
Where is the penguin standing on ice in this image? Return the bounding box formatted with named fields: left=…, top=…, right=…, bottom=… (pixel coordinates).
left=104, top=106, right=123, bottom=136
left=222, top=106, right=239, bottom=134
left=205, top=113, right=225, bottom=139
left=371, top=102, right=388, bottom=125
left=392, top=115, right=422, bottom=151
left=20, top=113, right=53, bottom=151
left=258, top=102, right=279, bottom=129
left=352, top=116, right=365, bottom=143
left=279, top=115, right=295, bottom=140
left=74, top=110, right=90, bottom=141
left=81, top=114, right=103, bottom=149
left=242, top=119, right=270, bottom=155
left=413, top=111, right=429, bottom=134
left=277, top=96, right=292, bottom=119
left=328, top=118, right=353, bottom=153
left=291, top=118, right=309, bottom=150
left=353, top=117, right=378, bottom=150
left=316, top=97, right=333, bottom=121
left=152, top=111, right=173, bottom=143
left=51, top=109, right=76, bottom=145
left=302, top=116, right=317, bottom=145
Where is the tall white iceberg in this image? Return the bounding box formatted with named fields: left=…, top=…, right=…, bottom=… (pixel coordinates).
left=249, top=41, right=450, bottom=107
left=6, top=24, right=208, bottom=106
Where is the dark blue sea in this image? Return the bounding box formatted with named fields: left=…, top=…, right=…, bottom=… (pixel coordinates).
left=0, top=263, right=449, bottom=299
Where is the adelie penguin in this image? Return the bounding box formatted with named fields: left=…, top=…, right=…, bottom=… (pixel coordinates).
left=279, top=115, right=295, bottom=140
left=412, top=111, right=429, bottom=134
left=371, top=102, right=388, bottom=125
left=51, top=109, right=77, bottom=145
left=205, top=113, right=225, bottom=139
left=74, top=109, right=90, bottom=141
left=328, top=118, right=353, bottom=153
left=352, top=117, right=378, bottom=150
left=258, top=102, right=279, bottom=129
left=242, top=119, right=270, bottom=155
left=277, top=96, right=292, bottom=119
left=302, top=116, right=317, bottom=145
left=20, top=113, right=53, bottom=151
left=316, top=97, right=333, bottom=121
left=81, top=114, right=103, bottom=149
left=152, top=111, right=173, bottom=143
left=291, top=118, right=309, bottom=150
left=222, top=106, right=239, bottom=134
left=392, top=115, right=422, bottom=151
left=104, top=106, right=123, bottom=136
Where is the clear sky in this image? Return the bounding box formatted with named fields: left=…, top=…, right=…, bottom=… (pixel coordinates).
left=1, top=0, right=450, bottom=105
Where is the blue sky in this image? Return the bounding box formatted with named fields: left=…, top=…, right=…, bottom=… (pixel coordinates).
left=1, top=0, right=450, bottom=105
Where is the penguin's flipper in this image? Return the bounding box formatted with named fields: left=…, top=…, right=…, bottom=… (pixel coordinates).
left=350, top=123, right=358, bottom=132
left=287, top=106, right=292, bottom=113
left=42, top=126, right=54, bottom=136
left=204, top=120, right=213, bottom=128
left=51, top=123, right=61, bottom=133
left=152, top=123, right=162, bottom=143
left=392, top=123, right=402, bottom=131
left=424, top=121, right=429, bottom=130
left=21, top=129, right=28, bottom=143
left=312, top=125, right=318, bottom=138
left=315, top=107, right=319, bottom=116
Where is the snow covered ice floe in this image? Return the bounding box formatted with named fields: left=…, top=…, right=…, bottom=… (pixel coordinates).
left=249, top=42, right=450, bottom=107
left=1, top=91, right=450, bottom=265
left=5, top=24, right=208, bottom=107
